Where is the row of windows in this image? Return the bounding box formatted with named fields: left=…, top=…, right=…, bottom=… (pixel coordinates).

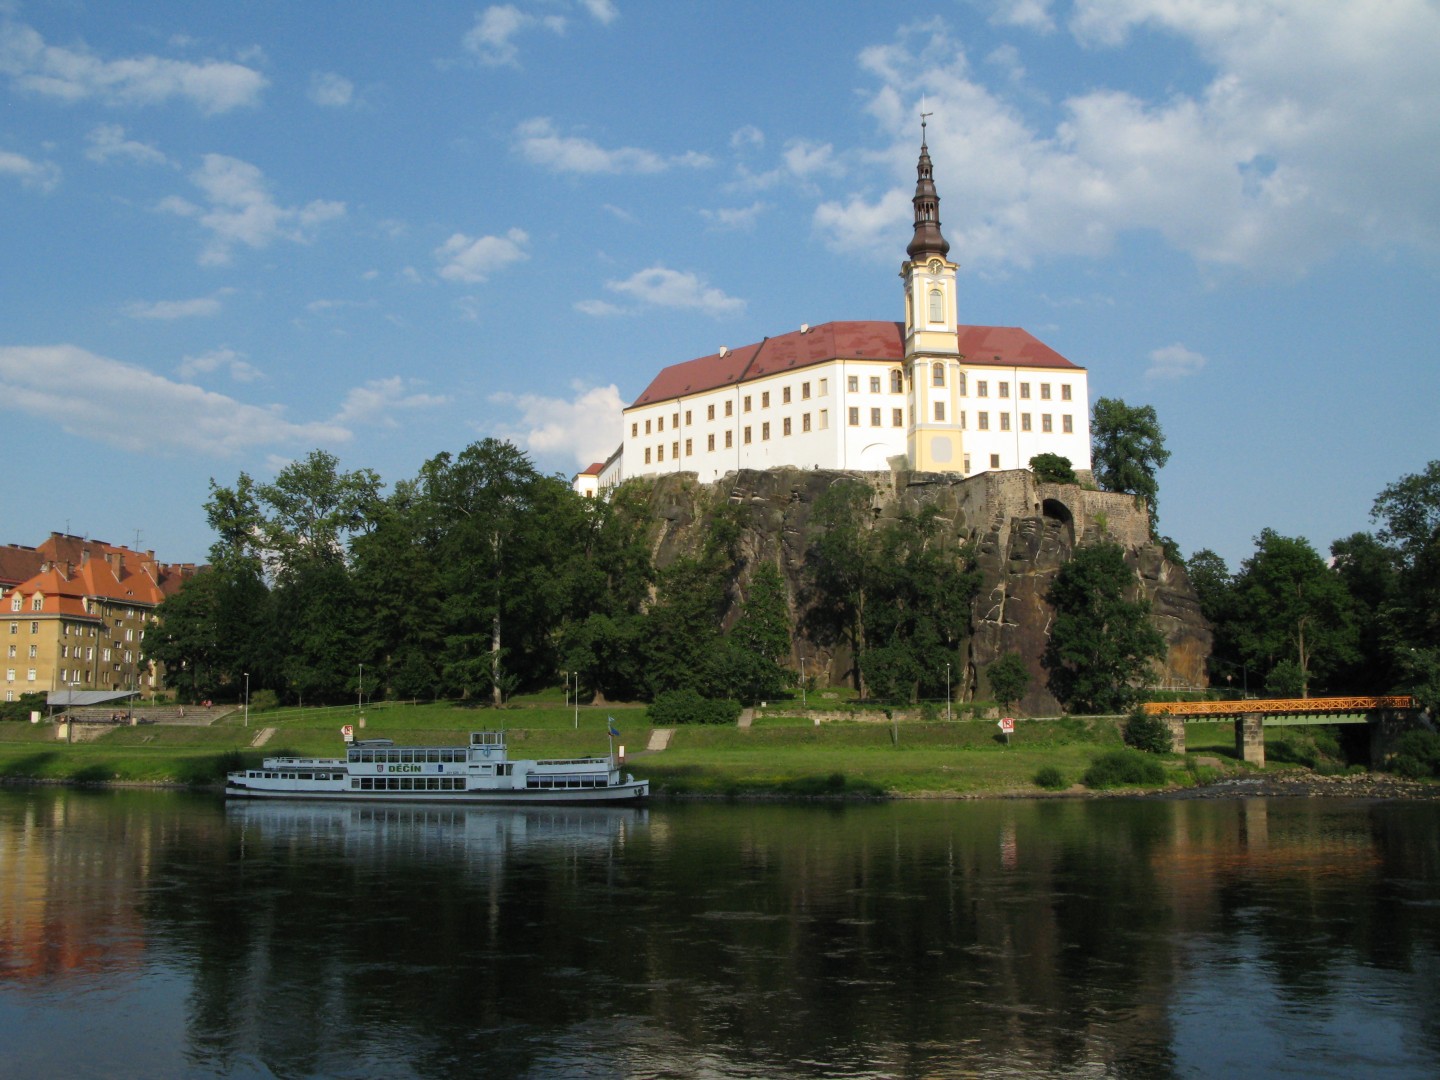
left=526, top=774, right=610, bottom=789
left=349, top=747, right=467, bottom=764
left=631, top=372, right=1076, bottom=438
left=351, top=776, right=467, bottom=791
left=845, top=407, right=1076, bottom=432
left=641, top=411, right=834, bottom=463
left=249, top=771, right=345, bottom=781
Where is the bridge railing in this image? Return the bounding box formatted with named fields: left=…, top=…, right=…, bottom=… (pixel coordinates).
left=1143, top=696, right=1413, bottom=718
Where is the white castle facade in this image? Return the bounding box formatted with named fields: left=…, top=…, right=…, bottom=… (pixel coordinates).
left=575, top=134, right=1090, bottom=497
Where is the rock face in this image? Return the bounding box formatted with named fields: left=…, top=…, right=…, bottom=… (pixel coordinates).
left=635, top=468, right=1211, bottom=714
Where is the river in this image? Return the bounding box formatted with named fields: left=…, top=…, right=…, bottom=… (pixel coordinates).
left=0, top=789, right=1436, bottom=1078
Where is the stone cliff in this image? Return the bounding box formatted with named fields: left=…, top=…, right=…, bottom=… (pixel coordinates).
left=633, top=467, right=1211, bottom=715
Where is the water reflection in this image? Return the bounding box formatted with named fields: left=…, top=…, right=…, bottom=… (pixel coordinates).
left=0, top=791, right=1436, bottom=1078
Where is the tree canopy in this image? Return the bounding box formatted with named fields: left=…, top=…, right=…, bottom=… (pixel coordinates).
left=1090, top=398, right=1170, bottom=535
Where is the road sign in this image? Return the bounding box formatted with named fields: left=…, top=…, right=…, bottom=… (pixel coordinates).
left=998, top=717, right=1015, bottom=734
left=341, top=724, right=354, bottom=741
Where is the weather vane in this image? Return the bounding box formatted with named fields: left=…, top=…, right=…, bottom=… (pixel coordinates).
left=921, top=94, right=932, bottom=139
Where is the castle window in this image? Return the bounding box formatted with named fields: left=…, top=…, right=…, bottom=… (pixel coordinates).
left=959, top=411, right=966, bottom=429
left=672, top=441, right=679, bottom=459
left=933, top=401, right=945, bottom=422
left=744, top=426, right=753, bottom=444
left=657, top=444, right=664, bottom=461
left=658, top=416, right=664, bottom=431
left=1041, top=384, right=1051, bottom=400
left=999, top=382, right=1010, bottom=399
left=708, top=404, right=715, bottom=421
left=644, top=447, right=651, bottom=464
left=848, top=407, right=859, bottom=426
left=990, top=454, right=1001, bottom=469
left=673, top=413, right=680, bottom=428
left=893, top=408, right=904, bottom=427
left=819, top=378, right=828, bottom=396
left=928, top=288, right=943, bottom=323
left=1061, top=385, right=1072, bottom=401
left=725, top=430, right=733, bottom=448
left=1042, top=414, right=1052, bottom=433
left=645, top=419, right=652, bottom=434
left=847, top=376, right=859, bottom=392
left=708, top=434, right=715, bottom=451
left=931, top=362, right=945, bottom=387
left=1021, top=413, right=1031, bottom=432
left=685, top=410, right=692, bottom=425
left=802, top=413, right=812, bottom=432
left=744, top=395, right=752, bottom=412
left=1000, top=414, right=1011, bottom=432
left=870, top=376, right=881, bottom=393
left=30, top=623, right=37, bottom=635
left=870, top=408, right=881, bottom=426
left=958, top=372, right=966, bottom=396
left=964, top=454, right=971, bottom=473
left=725, top=400, right=733, bottom=417
left=685, top=438, right=693, bottom=456
left=978, top=412, right=989, bottom=430
left=1063, top=415, right=1073, bottom=433
left=782, top=386, right=791, bottom=404
left=819, top=409, right=828, bottom=429
left=891, top=370, right=903, bottom=393
left=757, top=422, right=768, bottom=441
left=783, top=417, right=792, bottom=436
left=1020, top=383, right=1030, bottom=399
left=977, top=380, right=988, bottom=397
left=802, top=382, right=811, bottom=399
left=631, top=422, right=638, bottom=437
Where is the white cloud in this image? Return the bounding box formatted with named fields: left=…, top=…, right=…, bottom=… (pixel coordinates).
left=826, top=5, right=1440, bottom=274
left=701, top=201, right=767, bottom=231
left=162, top=154, right=346, bottom=265
left=434, top=228, right=529, bottom=283
left=782, top=139, right=841, bottom=180
left=575, top=298, right=625, bottom=317
left=463, top=5, right=566, bottom=67
left=0, top=344, right=344, bottom=455
left=124, top=289, right=232, bottom=320
left=334, top=377, right=449, bottom=426
left=0, top=147, right=59, bottom=191
left=1145, top=343, right=1207, bottom=381
left=730, top=125, right=764, bottom=152
left=577, top=0, right=619, bottom=25
left=515, top=117, right=713, bottom=174
left=991, top=0, right=1055, bottom=32
left=0, top=22, right=267, bottom=113
left=598, top=266, right=745, bottom=317
left=489, top=383, right=624, bottom=467
left=176, top=347, right=263, bottom=383
left=309, top=71, right=354, bottom=107
left=85, top=123, right=169, bottom=166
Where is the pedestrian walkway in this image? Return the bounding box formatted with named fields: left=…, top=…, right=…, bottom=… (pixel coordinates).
left=646, top=728, right=673, bottom=751
left=251, top=727, right=276, bottom=748
left=737, top=708, right=754, bottom=729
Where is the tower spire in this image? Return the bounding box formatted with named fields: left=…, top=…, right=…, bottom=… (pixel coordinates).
left=906, top=112, right=949, bottom=261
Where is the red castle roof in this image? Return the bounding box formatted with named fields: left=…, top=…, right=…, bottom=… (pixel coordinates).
left=629, top=320, right=1081, bottom=408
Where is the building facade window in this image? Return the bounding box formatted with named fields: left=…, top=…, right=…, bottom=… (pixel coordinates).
left=673, top=413, right=679, bottom=428
left=707, top=434, right=715, bottom=451
left=644, top=447, right=651, bottom=464
left=999, top=382, right=1010, bottom=399
left=891, top=370, right=903, bottom=393
left=892, top=408, right=904, bottom=426
left=725, top=430, right=733, bottom=448
left=847, top=375, right=859, bottom=392
left=802, top=382, right=811, bottom=399
left=819, top=408, right=828, bottom=428
left=761, top=422, right=770, bottom=441
left=1000, top=413, right=1011, bottom=431
left=1042, top=414, right=1052, bottom=433
left=1063, top=414, right=1073, bottom=433
left=977, top=380, right=988, bottom=397
left=819, top=378, right=829, bottom=396
left=672, top=441, right=679, bottom=459
left=848, top=407, right=860, bottom=426
left=870, top=408, right=881, bottom=426
left=744, top=426, right=753, bottom=444
left=931, top=362, right=944, bottom=387
left=744, top=395, right=752, bottom=412
left=990, top=454, right=1001, bottom=469
left=645, top=419, right=652, bottom=434
left=929, top=288, right=944, bottom=323
left=782, top=386, right=791, bottom=404
left=1061, top=385, right=1072, bottom=401
left=958, top=372, right=966, bottom=395
left=657, top=445, right=664, bottom=461
left=869, top=376, right=881, bottom=393
left=782, top=417, right=792, bottom=436
left=707, top=404, right=716, bottom=420
left=802, top=413, right=811, bottom=432
left=685, top=438, right=693, bottom=456
left=978, top=412, right=989, bottom=430
left=1040, top=384, right=1051, bottom=400
left=658, top=416, right=664, bottom=431
left=933, top=401, right=945, bottom=422
left=1021, top=413, right=1031, bottom=432
left=1020, top=383, right=1030, bottom=399
left=761, top=391, right=770, bottom=408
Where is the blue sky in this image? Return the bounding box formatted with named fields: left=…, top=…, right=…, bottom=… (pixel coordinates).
left=2, top=0, right=1437, bottom=572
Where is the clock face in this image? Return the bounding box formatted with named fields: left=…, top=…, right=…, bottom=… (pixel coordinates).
left=928, top=259, right=943, bottom=274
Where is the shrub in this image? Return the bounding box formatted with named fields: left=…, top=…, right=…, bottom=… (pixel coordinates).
left=647, top=689, right=742, bottom=726
left=1385, top=729, right=1440, bottom=779
left=0, top=691, right=46, bottom=722
left=1029, top=453, right=1077, bottom=485
left=1123, top=709, right=1173, bottom=754
left=1034, top=765, right=1067, bottom=790
left=1083, top=749, right=1167, bottom=789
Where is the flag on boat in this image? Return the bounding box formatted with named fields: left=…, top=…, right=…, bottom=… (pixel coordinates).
left=608, top=717, right=620, bottom=737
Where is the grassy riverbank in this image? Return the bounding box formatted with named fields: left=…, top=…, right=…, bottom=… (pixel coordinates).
left=0, top=698, right=1325, bottom=797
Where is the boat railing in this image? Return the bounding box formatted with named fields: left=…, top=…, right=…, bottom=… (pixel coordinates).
left=533, top=756, right=613, bottom=767
left=264, top=756, right=348, bottom=767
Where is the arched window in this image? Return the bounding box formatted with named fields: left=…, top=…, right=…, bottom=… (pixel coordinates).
left=958, top=372, right=967, bottom=396
left=931, top=362, right=945, bottom=387
left=928, top=288, right=944, bottom=324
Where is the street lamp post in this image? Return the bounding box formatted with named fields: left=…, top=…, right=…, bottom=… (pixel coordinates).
left=946, top=662, right=951, bottom=722
left=573, top=671, right=580, bottom=729
left=800, top=656, right=807, bottom=709
left=243, top=672, right=249, bottom=729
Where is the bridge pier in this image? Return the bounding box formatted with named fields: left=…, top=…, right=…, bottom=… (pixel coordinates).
left=1164, top=717, right=1186, bottom=755
left=1236, top=713, right=1266, bottom=766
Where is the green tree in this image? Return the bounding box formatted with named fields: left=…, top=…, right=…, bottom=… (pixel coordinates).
left=1044, top=541, right=1166, bottom=714
left=987, top=652, right=1031, bottom=711
left=804, top=480, right=879, bottom=694
left=1029, top=453, right=1077, bottom=485
left=1372, top=460, right=1440, bottom=647
left=1231, top=529, right=1356, bottom=698
left=1090, top=398, right=1171, bottom=536
left=719, top=561, right=792, bottom=704
left=1329, top=531, right=1402, bottom=693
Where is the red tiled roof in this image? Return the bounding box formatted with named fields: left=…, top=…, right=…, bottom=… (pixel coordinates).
left=628, top=320, right=1081, bottom=408
left=4, top=534, right=203, bottom=612
left=580, top=462, right=605, bottom=476
left=0, top=545, right=42, bottom=588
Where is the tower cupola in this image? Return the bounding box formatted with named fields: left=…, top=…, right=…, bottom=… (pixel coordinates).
left=906, top=124, right=950, bottom=261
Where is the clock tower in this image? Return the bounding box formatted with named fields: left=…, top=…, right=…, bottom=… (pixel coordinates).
left=902, top=120, right=962, bottom=472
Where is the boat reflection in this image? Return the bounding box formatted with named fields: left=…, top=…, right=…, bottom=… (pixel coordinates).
left=225, top=799, right=648, bottom=865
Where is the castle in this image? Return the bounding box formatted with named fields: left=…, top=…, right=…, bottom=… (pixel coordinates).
left=575, top=130, right=1091, bottom=497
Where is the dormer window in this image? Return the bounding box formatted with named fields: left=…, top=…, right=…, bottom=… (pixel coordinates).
left=31, top=596, right=42, bottom=612
left=9, top=597, right=19, bottom=612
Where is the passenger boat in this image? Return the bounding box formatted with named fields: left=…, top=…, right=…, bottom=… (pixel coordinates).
left=224, top=730, right=648, bottom=804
